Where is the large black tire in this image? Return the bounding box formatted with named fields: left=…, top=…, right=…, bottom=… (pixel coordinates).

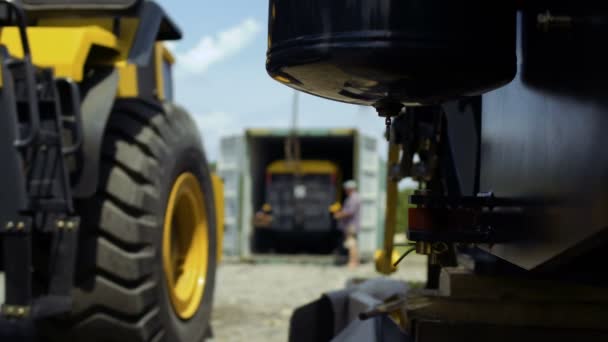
left=42, top=100, right=217, bottom=341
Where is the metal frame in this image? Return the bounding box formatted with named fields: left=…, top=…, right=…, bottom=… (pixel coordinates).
left=0, top=1, right=80, bottom=323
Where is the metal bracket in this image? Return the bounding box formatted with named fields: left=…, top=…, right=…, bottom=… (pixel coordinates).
left=2, top=219, right=30, bottom=234
left=2, top=217, right=33, bottom=317
left=48, top=216, right=80, bottom=300
left=54, top=217, right=79, bottom=232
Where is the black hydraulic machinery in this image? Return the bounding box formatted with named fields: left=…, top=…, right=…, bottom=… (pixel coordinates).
left=268, top=0, right=608, bottom=341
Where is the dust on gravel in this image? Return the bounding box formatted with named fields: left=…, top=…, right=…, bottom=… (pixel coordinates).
left=209, top=255, right=426, bottom=342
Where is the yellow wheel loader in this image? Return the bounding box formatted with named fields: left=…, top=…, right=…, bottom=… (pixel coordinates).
left=0, top=1, right=222, bottom=341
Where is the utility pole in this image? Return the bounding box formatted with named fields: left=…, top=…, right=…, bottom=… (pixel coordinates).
left=285, top=90, right=301, bottom=172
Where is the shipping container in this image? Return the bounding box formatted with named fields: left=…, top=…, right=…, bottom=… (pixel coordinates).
left=218, top=129, right=384, bottom=259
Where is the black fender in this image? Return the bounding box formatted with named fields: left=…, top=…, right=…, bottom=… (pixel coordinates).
left=72, top=68, right=119, bottom=198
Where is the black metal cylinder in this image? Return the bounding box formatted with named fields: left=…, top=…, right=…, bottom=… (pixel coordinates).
left=267, top=0, right=517, bottom=106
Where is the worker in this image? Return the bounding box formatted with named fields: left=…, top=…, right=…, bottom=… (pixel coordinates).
left=334, top=180, right=361, bottom=269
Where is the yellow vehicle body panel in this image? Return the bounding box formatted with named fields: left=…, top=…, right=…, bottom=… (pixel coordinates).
left=267, top=160, right=340, bottom=175
left=211, top=173, right=225, bottom=263
left=267, top=160, right=343, bottom=203
left=1, top=26, right=118, bottom=81
left=116, top=61, right=139, bottom=97
left=154, top=42, right=175, bottom=100
left=36, top=18, right=139, bottom=60
left=1, top=18, right=141, bottom=97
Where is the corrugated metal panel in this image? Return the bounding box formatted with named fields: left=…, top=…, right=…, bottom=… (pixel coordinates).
left=356, top=134, right=380, bottom=259
left=217, top=135, right=245, bottom=256
left=211, top=173, right=224, bottom=263
left=240, top=146, right=253, bottom=258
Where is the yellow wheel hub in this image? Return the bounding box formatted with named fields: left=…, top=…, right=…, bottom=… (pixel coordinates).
left=163, top=172, right=209, bottom=320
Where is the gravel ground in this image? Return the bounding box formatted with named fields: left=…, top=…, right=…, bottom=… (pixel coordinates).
left=209, top=255, right=427, bottom=342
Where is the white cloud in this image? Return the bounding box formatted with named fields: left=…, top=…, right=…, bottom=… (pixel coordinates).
left=176, top=18, right=261, bottom=74
left=193, top=111, right=234, bottom=134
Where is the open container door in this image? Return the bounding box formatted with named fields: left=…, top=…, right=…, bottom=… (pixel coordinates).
left=217, top=135, right=246, bottom=257
left=356, top=134, right=381, bottom=259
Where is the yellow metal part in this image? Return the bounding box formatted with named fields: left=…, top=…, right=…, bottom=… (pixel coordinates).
left=162, top=44, right=176, bottom=65
left=328, top=128, right=356, bottom=135
left=267, top=160, right=339, bottom=175
left=374, top=249, right=402, bottom=270
left=163, top=173, right=209, bottom=320
left=273, top=75, right=290, bottom=84
left=1, top=26, right=118, bottom=81
left=154, top=43, right=164, bottom=100
left=2, top=18, right=141, bottom=97
left=388, top=309, right=408, bottom=332
left=329, top=202, right=342, bottom=214
left=37, top=18, right=138, bottom=60
left=154, top=42, right=175, bottom=101
left=211, top=173, right=224, bottom=263
left=376, top=143, right=400, bottom=275
left=247, top=128, right=272, bottom=136
left=116, top=61, right=138, bottom=97
left=39, top=18, right=140, bottom=98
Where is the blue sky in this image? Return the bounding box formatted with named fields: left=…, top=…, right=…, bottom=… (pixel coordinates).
left=157, top=0, right=387, bottom=162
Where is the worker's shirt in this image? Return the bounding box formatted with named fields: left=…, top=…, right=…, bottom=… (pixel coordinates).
left=338, top=192, right=361, bottom=234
